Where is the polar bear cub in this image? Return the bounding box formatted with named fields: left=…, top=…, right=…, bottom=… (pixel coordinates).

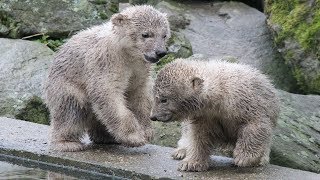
left=45, top=5, right=170, bottom=152
left=150, top=58, right=280, bottom=171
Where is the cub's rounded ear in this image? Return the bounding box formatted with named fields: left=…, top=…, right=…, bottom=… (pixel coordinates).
left=111, top=13, right=129, bottom=26
left=191, top=77, right=204, bottom=91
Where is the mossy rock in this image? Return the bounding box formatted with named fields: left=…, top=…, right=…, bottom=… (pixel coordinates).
left=0, top=0, right=119, bottom=39
left=265, top=0, right=320, bottom=94
left=0, top=38, right=53, bottom=119
left=15, top=96, right=50, bottom=125
left=155, top=31, right=193, bottom=72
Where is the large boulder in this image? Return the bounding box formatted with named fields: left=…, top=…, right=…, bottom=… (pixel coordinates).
left=271, top=90, right=320, bottom=173
left=265, top=0, right=320, bottom=94
left=154, top=1, right=191, bottom=31
left=0, top=38, right=53, bottom=123
left=154, top=1, right=298, bottom=92
left=150, top=55, right=320, bottom=173
left=0, top=0, right=118, bottom=39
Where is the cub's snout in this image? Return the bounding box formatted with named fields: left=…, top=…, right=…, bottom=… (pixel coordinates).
left=144, top=49, right=167, bottom=63
left=149, top=111, right=173, bottom=122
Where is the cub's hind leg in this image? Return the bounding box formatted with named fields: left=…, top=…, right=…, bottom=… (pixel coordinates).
left=49, top=95, right=89, bottom=152
left=233, top=121, right=272, bottom=167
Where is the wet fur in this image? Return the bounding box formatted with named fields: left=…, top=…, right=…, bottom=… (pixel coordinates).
left=151, top=59, right=280, bottom=171
left=45, top=5, right=170, bottom=151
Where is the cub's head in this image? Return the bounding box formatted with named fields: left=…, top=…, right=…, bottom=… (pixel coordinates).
left=150, top=61, right=204, bottom=122
left=111, top=5, right=170, bottom=63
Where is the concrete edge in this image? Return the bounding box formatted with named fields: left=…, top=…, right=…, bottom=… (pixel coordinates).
left=0, top=148, right=155, bottom=179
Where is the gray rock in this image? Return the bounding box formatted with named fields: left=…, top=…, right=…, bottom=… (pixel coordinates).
left=156, top=1, right=297, bottom=92
left=271, top=90, right=320, bottom=173
left=155, top=1, right=190, bottom=31
left=0, top=38, right=54, bottom=118
left=0, top=0, right=118, bottom=38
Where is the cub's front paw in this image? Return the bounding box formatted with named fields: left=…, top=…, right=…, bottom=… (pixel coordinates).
left=119, top=131, right=147, bottom=147
left=172, top=148, right=186, bottom=160
left=233, top=153, right=261, bottom=167
left=50, top=141, right=87, bottom=152
left=178, top=159, right=209, bottom=172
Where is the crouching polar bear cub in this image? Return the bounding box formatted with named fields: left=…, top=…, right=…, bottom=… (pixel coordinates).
left=45, top=5, right=170, bottom=152
left=150, top=58, right=280, bottom=172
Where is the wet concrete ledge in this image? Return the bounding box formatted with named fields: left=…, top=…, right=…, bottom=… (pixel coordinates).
left=0, top=117, right=319, bottom=180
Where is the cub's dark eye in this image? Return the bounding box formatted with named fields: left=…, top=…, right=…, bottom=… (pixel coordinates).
left=160, top=98, right=167, bottom=104
left=163, top=35, right=167, bottom=39
left=142, top=32, right=150, bottom=38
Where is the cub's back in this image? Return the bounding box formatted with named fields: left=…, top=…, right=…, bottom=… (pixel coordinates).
left=48, top=23, right=112, bottom=82
left=203, top=60, right=279, bottom=125
left=174, top=59, right=279, bottom=124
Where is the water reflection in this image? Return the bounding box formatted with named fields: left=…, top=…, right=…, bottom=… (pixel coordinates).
left=0, top=161, right=80, bottom=180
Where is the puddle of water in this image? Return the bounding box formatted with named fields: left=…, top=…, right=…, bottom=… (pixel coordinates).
left=0, top=160, right=128, bottom=180
left=0, top=161, right=81, bottom=180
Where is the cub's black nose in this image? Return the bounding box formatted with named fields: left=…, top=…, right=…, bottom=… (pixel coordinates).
left=156, top=50, right=167, bottom=58
left=150, top=116, right=158, bottom=121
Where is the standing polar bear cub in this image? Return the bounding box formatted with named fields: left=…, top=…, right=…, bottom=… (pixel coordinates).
left=150, top=59, right=280, bottom=171
left=45, top=5, right=170, bottom=151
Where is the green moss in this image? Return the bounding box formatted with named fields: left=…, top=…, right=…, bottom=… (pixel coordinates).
left=34, top=34, right=65, bottom=51
left=266, top=0, right=320, bottom=94
left=0, top=11, right=21, bottom=38
left=292, top=66, right=320, bottom=94
left=108, top=2, right=119, bottom=13
left=8, top=22, right=20, bottom=38
left=15, top=96, right=50, bottom=125
left=309, top=74, right=320, bottom=93
left=283, top=49, right=294, bottom=63
left=99, top=11, right=108, bottom=20
left=155, top=53, right=176, bottom=72
left=0, top=98, right=17, bottom=116
left=155, top=31, right=193, bottom=72
left=296, top=7, right=320, bottom=53
left=266, top=0, right=320, bottom=53
left=293, top=67, right=305, bottom=89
